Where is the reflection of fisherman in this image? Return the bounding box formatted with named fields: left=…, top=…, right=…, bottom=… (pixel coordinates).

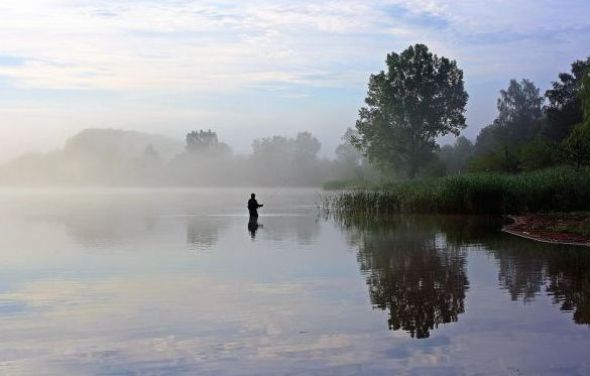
left=247, top=193, right=263, bottom=218
left=248, top=216, right=262, bottom=239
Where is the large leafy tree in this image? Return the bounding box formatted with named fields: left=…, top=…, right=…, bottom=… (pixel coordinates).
left=353, top=44, right=468, bottom=178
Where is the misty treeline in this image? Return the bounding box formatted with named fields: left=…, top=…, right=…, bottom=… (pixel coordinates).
left=351, top=44, right=590, bottom=179
left=0, top=128, right=378, bottom=187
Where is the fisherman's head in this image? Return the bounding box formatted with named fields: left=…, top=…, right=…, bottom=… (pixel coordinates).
left=251, top=193, right=255, bottom=198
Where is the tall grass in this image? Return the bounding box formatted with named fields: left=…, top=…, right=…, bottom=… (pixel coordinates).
left=323, top=167, right=590, bottom=215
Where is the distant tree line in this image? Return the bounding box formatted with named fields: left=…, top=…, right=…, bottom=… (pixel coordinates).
left=0, top=127, right=376, bottom=187
left=167, top=129, right=334, bottom=186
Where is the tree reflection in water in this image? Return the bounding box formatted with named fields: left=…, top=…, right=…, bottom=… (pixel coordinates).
left=340, top=215, right=470, bottom=339
left=432, top=217, right=590, bottom=327
left=484, top=236, right=590, bottom=326
left=546, top=251, right=590, bottom=325
left=338, top=213, right=590, bottom=337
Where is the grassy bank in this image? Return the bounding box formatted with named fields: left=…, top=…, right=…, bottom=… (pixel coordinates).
left=324, top=167, right=590, bottom=215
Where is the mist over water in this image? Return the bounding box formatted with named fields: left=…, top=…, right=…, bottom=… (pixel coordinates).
left=0, top=188, right=589, bottom=374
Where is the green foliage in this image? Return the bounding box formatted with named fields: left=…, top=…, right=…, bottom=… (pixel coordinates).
left=470, top=141, right=561, bottom=174
left=469, top=152, right=506, bottom=173
left=581, top=67, right=590, bottom=118
left=562, top=68, right=590, bottom=168
left=562, top=123, right=590, bottom=168
left=474, top=79, right=543, bottom=157
left=496, top=79, right=544, bottom=144
left=324, top=167, right=590, bottom=215
left=418, top=157, right=446, bottom=178
left=518, top=138, right=559, bottom=171
left=353, top=44, right=468, bottom=179
left=469, top=147, right=519, bottom=173
left=467, top=79, right=550, bottom=175
left=544, top=57, right=590, bottom=142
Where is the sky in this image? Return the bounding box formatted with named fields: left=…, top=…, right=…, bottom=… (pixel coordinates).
left=0, top=0, right=589, bottom=162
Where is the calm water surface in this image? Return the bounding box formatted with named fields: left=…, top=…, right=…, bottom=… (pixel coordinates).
left=0, top=188, right=589, bottom=375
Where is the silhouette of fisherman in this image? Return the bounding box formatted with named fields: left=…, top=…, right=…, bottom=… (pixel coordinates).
left=247, top=193, right=263, bottom=239
left=247, top=193, right=263, bottom=218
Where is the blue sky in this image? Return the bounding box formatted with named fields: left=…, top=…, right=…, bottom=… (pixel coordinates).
left=0, top=0, right=589, bottom=161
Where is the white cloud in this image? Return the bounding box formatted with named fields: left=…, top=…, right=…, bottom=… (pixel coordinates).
left=1, top=0, right=588, bottom=91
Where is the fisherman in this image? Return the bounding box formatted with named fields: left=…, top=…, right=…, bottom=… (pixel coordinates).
left=247, top=193, right=263, bottom=218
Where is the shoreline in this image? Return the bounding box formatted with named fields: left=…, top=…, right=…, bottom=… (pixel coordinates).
left=502, top=214, right=590, bottom=247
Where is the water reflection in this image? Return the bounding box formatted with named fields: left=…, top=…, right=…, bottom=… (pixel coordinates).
left=339, top=216, right=469, bottom=338
left=338, top=214, right=590, bottom=333
left=483, top=237, right=590, bottom=325
left=247, top=216, right=262, bottom=239
left=546, top=251, right=590, bottom=325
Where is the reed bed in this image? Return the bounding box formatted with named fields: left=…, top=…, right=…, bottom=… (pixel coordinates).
left=323, top=167, right=590, bottom=215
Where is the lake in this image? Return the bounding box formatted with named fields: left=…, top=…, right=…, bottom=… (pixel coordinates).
left=0, top=188, right=589, bottom=375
